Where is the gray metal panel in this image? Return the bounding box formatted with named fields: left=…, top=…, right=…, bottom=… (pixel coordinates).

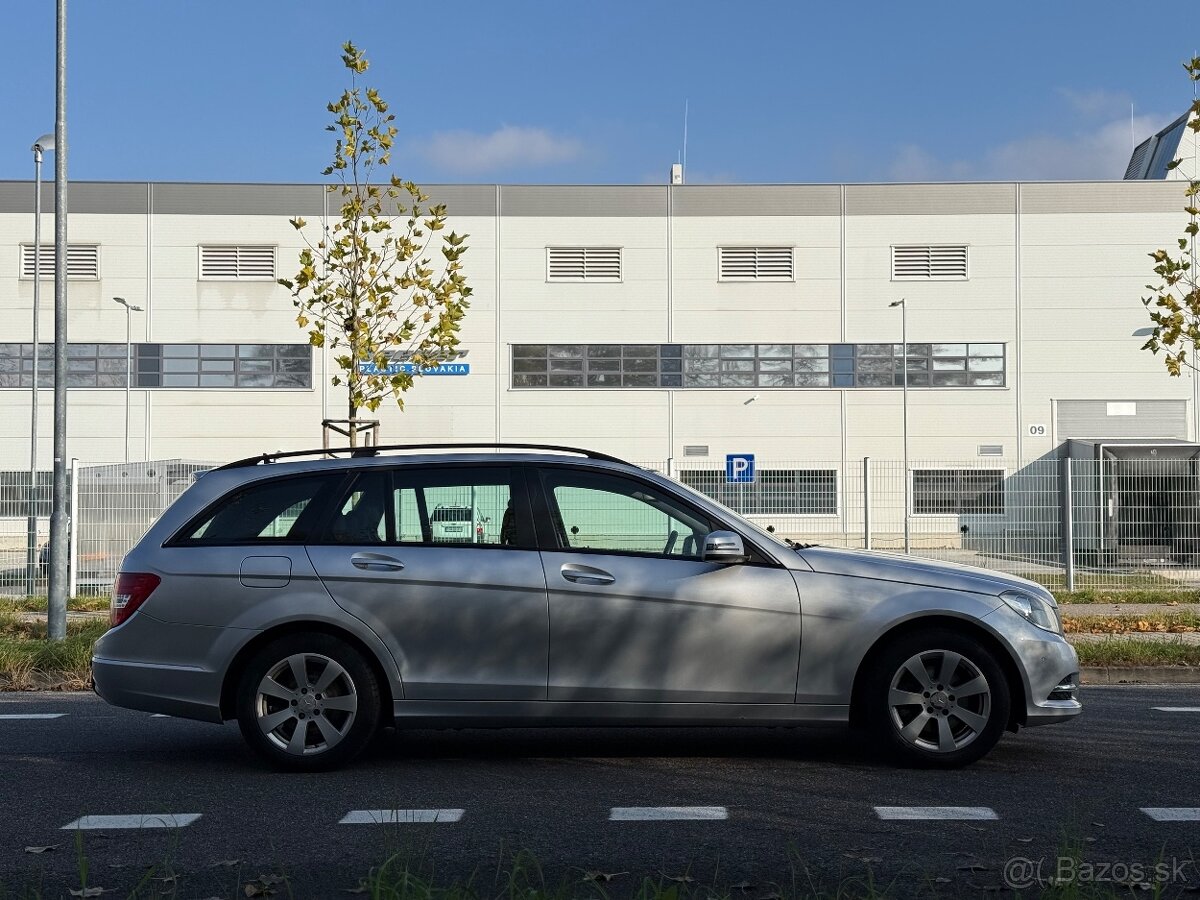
left=0, top=181, right=148, bottom=214
left=1021, top=181, right=1182, bottom=214
left=1057, top=400, right=1188, bottom=440
left=1124, top=137, right=1156, bottom=179
left=501, top=185, right=666, bottom=217
left=845, top=183, right=1016, bottom=216
left=152, top=183, right=326, bottom=215
left=671, top=185, right=841, bottom=216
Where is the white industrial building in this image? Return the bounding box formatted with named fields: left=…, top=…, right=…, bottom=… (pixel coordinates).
left=1, top=117, right=1199, bottom=576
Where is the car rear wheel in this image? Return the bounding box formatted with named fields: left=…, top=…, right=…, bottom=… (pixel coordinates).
left=236, top=633, right=380, bottom=771
left=864, top=628, right=1010, bottom=768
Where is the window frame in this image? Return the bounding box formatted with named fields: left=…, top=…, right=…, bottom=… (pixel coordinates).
left=910, top=467, right=1007, bottom=517
left=308, top=463, right=538, bottom=551
left=166, top=471, right=347, bottom=547
left=529, top=463, right=778, bottom=565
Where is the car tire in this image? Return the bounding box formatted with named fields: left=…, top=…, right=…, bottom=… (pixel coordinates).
left=235, top=632, right=381, bottom=772
left=864, top=627, right=1011, bottom=768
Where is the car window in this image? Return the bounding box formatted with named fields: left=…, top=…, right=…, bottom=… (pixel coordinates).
left=540, top=469, right=712, bottom=559
left=322, top=466, right=525, bottom=547
left=180, top=474, right=334, bottom=545
left=325, top=470, right=389, bottom=545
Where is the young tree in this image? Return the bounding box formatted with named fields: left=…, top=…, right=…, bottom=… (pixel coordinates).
left=1141, top=57, right=1200, bottom=376
left=280, top=42, right=472, bottom=445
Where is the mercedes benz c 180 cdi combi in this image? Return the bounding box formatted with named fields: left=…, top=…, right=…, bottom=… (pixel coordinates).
left=92, top=443, right=1081, bottom=771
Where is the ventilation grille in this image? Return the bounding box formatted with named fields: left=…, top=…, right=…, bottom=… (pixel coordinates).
left=546, top=247, right=622, bottom=282
left=683, top=445, right=709, bottom=457
left=977, top=444, right=1004, bottom=457
left=21, top=244, right=99, bottom=279
left=199, top=245, right=277, bottom=280
left=718, top=246, right=794, bottom=281
left=891, top=245, right=968, bottom=280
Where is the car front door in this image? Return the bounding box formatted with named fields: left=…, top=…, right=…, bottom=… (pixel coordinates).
left=532, top=465, right=801, bottom=704
left=306, top=464, right=548, bottom=701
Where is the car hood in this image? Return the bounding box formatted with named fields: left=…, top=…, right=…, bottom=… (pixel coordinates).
left=790, top=545, right=1052, bottom=600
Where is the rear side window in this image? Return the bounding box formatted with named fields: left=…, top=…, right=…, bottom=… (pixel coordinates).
left=177, top=474, right=336, bottom=545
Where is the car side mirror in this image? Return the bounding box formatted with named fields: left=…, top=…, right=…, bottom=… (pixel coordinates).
left=703, top=530, right=749, bottom=564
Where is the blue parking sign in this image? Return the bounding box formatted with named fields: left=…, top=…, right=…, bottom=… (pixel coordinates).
left=726, top=453, right=755, bottom=484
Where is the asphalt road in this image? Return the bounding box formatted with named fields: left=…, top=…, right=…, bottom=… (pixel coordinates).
left=1, top=687, right=1198, bottom=898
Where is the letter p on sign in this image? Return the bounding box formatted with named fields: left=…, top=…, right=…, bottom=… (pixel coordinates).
left=726, top=453, right=756, bottom=484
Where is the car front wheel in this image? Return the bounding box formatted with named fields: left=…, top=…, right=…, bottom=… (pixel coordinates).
left=235, top=633, right=380, bottom=772
left=865, top=628, right=1011, bottom=768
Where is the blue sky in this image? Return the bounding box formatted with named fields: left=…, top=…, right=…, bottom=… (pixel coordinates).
left=2, top=1, right=1198, bottom=185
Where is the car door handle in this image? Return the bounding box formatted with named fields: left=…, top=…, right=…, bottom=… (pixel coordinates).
left=350, top=552, right=405, bottom=572
left=560, top=563, right=614, bottom=585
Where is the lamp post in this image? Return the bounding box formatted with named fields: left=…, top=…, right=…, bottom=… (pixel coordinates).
left=112, top=298, right=142, bottom=463
left=25, top=134, right=55, bottom=596
left=889, top=299, right=910, bottom=554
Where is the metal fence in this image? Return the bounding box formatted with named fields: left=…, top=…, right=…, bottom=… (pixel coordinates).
left=1, top=454, right=1197, bottom=597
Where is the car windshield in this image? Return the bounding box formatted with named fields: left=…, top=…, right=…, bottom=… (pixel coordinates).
left=657, top=473, right=796, bottom=551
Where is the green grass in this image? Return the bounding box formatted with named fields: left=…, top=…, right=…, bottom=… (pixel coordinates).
left=1072, top=636, right=1200, bottom=668
left=1052, top=588, right=1200, bottom=606
left=0, top=594, right=110, bottom=613
left=0, top=610, right=106, bottom=690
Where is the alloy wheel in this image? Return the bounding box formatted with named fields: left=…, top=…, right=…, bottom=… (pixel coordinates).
left=887, top=649, right=992, bottom=753
left=254, top=652, right=358, bottom=756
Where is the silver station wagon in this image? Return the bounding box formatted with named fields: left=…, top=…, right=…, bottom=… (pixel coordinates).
left=92, top=444, right=1081, bottom=771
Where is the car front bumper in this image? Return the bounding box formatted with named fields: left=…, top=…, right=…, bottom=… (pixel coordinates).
left=982, top=605, right=1082, bottom=727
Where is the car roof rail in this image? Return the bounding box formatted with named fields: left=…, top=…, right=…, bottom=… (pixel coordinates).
left=215, top=442, right=633, bottom=470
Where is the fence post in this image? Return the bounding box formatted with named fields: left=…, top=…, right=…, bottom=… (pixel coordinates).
left=863, top=456, right=872, bottom=550
left=1060, top=456, right=1075, bottom=592
left=68, top=457, right=79, bottom=600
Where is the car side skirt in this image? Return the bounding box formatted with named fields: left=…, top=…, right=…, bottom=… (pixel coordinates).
left=389, top=700, right=848, bottom=728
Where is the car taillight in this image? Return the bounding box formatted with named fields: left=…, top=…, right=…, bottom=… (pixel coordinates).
left=111, top=573, right=161, bottom=627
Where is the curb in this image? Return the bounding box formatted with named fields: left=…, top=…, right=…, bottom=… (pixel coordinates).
left=1080, top=666, right=1200, bottom=685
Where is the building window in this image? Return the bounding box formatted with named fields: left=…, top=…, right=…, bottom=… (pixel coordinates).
left=511, top=343, right=1005, bottom=390
left=891, top=245, right=968, bottom=280
left=680, top=469, right=838, bottom=515
left=0, top=343, right=311, bottom=389
left=546, top=247, right=622, bottom=282
left=718, top=246, right=794, bottom=281
left=20, top=244, right=99, bottom=279
left=199, top=245, right=277, bottom=280
left=912, top=468, right=1005, bottom=515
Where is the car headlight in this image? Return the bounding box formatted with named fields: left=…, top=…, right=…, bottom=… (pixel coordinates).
left=1001, top=590, right=1061, bottom=635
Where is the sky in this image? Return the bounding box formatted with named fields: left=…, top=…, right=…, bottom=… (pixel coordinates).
left=2, top=1, right=1199, bottom=186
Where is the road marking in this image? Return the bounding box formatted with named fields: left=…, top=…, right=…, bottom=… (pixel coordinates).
left=1142, top=808, right=1200, bottom=822
left=609, top=807, right=728, bottom=821
left=1152, top=707, right=1200, bottom=712
left=875, top=806, right=998, bottom=821
left=62, top=814, right=201, bottom=830
left=0, top=714, right=67, bottom=720
left=340, top=809, right=463, bottom=824
left=150, top=714, right=171, bottom=718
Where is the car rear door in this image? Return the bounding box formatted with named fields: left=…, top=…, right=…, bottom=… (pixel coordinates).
left=532, top=465, right=801, bottom=704
left=305, top=464, right=549, bottom=701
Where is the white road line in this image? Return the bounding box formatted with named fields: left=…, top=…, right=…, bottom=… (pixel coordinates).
left=1152, top=707, right=1200, bottom=712
left=0, top=713, right=67, bottom=720
left=150, top=714, right=171, bottom=718
left=1142, top=808, right=1200, bottom=822
left=62, top=814, right=201, bottom=830
left=339, top=809, right=464, bottom=824
left=875, top=806, right=998, bottom=821
left=609, top=806, right=728, bottom=821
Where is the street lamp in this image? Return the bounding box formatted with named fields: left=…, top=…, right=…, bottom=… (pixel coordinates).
left=25, top=134, right=55, bottom=597
left=890, top=299, right=911, bottom=554
left=112, top=298, right=143, bottom=463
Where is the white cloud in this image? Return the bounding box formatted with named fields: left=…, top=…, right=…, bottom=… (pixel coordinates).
left=887, top=111, right=1174, bottom=182
left=415, top=126, right=584, bottom=175
left=1057, top=87, right=1131, bottom=118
